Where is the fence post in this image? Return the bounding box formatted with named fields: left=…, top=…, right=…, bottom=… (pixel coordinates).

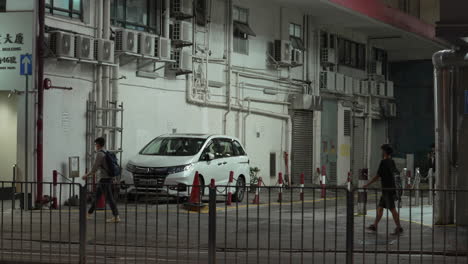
left=208, top=179, right=217, bottom=264
left=346, top=189, right=354, bottom=264
left=79, top=185, right=87, bottom=264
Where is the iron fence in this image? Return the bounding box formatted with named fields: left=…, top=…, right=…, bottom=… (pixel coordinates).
left=0, top=181, right=467, bottom=264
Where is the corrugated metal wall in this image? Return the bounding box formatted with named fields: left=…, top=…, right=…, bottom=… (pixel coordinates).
left=291, top=110, right=314, bottom=184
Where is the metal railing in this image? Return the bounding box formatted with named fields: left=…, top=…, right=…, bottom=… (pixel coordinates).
left=0, top=181, right=467, bottom=264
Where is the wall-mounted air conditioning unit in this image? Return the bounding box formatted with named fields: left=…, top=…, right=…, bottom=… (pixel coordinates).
left=138, top=33, right=155, bottom=56
left=353, top=79, right=361, bottom=94
left=50, top=31, right=75, bottom=58
left=171, top=0, right=193, bottom=17
left=345, top=76, right=353, bottom=95
left=336, top=73, right=345, bottom=93
left=388, top=102, right=397, bottom=117
left=273, top=40, right=292, bottom=65
left=74, top=35, right=95, bottom=60
left=378, top=82, right=386, bottom=96
left=369, top=60, right=383, bottom=75
left=291, top=49, right=303, bottom=65
left=115, top=29, right=138, bottom=53
left=94, top=39, right=115, bottom=64
left=320, top=71, right=336, bottom=91
left=172, top=21, right=193, bottom=43
left=386, top=81, right=394, bottom=97
left=170, top=48, right=192, bottom=71
left=361, top=80, right=369, bottom=95
left=156, top=37, right=171, bottom=60
left=369, top=81, right=378, bottom=96
left=321, top=48, right=336, bottom=64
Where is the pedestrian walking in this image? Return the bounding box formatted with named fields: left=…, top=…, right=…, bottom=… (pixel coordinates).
left=82, top=137, right=121, bottom=223
left=363, top=144, right=403, bottom=235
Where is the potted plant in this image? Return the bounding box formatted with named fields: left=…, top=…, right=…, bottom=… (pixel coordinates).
left=249, top=167, right=260, bottom=193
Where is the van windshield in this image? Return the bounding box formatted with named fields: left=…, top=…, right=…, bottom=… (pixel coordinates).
left=140, top=137, right=207, bottom=156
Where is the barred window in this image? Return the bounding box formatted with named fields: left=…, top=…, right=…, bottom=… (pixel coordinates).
left=233, top=6, right=255, bottom=55
left=46, top=0, right=82, bottom=19
left=110, top=0, right=163, bottom=35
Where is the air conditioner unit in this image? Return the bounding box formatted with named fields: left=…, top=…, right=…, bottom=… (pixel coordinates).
left=353, top=79, right=361, bottom=94
left=336, top=73, right=345, bottom=93
left=361, top=80, right=369, bottom=95
left=321, top=48, right=336, bottom=64
left=170, top=48, right=192, bottom=71
left=291, top=49, right=303, bottom=65
left=345, top=76, right=353, bottom=95
left=290, top=94, right=323, bottom=111
left=320, top=71, right=336, bottom=91
left=369, top=81, right=378, bottom=96
left=94, top=39, right=115, bottom=64
left=50, top=31, right=75, bottom=58
left=156, top=37, right=171, bottom=60
left=138, top=33, right=155, bottom=56
left=172, top=21, right=193, bottom=43
left=74, top=35, right=95, bottom=60
left=115, top=29, right=138, bottom=53
left=171, top=0, right=193, bottom=17
left=378, top=82, right=386, bottom=96
left=369, top=61, right=383, bottom=75
left=273, top=40, right=292, bottom=65
left=388, top=102, right=397, bottom=117
left=386, top=81, right=394, bottom=97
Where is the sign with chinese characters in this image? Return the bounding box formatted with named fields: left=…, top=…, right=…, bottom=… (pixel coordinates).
left=0, top=12, right=34, bottom=91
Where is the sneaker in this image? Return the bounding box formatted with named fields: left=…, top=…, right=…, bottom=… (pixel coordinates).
left=391, top=227, right=404, bottom=235
left=106, top=216, right=121, bottom=223
left=367, top=224, right=377, bottom=231
left=86, top=213, right=93, bottom=220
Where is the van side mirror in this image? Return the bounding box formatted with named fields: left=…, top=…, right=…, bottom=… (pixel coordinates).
left=205, top=153, right=215, bottom=161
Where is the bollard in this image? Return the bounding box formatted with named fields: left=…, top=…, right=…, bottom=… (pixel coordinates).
left=52, top=170, right=58, bottom=209
left=347, top=171, right=352, bottom=192
left=321, top=166, right=327, bottom=198
left=226, top=171, right=234, bottom=205
left=278, top=173, right=283, bottom=202
left=300, top=173, right=305, bottom=201
left=252, top=177, right=262, bottom=204
left=357, top=168, right=368, bottom=215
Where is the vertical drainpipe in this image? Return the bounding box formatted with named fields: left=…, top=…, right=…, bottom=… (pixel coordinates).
left=102, top=0, right=111, bottom=140
left=36, top=0, right=45, bottom=203
left=223, top=0, right=233, bottom=135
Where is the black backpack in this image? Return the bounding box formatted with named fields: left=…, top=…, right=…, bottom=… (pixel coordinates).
left=101, top=150, right=121, bottom=178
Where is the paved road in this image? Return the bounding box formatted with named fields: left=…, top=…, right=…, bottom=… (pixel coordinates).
left=0, top=188, right=466, bottom=263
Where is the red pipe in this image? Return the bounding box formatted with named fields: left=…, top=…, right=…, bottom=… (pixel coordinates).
left=36, top=0, right=45, bottom=204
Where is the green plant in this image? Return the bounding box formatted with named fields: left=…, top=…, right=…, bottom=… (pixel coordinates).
left=250, top=167, right=260, bottom=185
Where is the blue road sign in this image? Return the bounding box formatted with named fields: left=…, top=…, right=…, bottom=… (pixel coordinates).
left=20, top=54, right=33, bottom=76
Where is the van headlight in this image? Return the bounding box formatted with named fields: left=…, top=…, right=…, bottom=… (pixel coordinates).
left=167, top=164, right=193, bottom=175
left=126, top=163, right=137, bottom=173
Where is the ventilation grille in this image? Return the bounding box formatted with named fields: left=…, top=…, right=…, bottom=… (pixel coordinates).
left=329, top=162, right=337, bottom=185
left=344, top=110, right=351, bottom=136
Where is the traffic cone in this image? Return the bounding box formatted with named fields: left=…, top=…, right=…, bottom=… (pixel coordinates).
left=252, top=177, right=262, bottom=204
left=184, top=171, right=206, bottom=211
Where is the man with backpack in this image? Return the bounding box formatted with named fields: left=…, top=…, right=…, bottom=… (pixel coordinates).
left=363, top=144, right=403, bottom=235
left=82, top=137, right=120, bottom=223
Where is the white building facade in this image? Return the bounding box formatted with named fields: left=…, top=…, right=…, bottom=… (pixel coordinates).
left=0, top=0, right=444, bottom=202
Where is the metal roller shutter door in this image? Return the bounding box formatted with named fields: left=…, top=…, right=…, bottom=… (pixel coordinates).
left=291, top=110, right=314, bottom=185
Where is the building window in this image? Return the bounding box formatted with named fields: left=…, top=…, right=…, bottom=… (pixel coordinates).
left=195, top=0, right=207, bottom=26
left=110, top=0, right=163, bottom=34
left=0, top=0, right=5, bottom=12
left=338, top=37, right=366, bottom=70
left=372, top=47, right=388, bottom=77
left=46, top=0, right=82, bottom=19
left=289, top=23, right=304, bottom=51
left=233, top=6, right=255, bottom=55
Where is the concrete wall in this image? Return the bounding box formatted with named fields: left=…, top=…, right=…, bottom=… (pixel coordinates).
left=0, top=92, right=17, bottom=183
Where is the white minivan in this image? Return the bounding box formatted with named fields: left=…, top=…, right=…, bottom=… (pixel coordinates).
left=120, top=134, right=250, bottom=202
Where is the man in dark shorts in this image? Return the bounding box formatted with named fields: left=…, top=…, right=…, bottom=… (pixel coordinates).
left=363, top=144, right=403, bottom=235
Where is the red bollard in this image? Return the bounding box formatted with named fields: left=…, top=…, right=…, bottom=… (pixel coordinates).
left=52, top=170, right=58, bottom=209
left=321, top=166, right=326, bottom=198
left=300, top=173, right=305, bottom=201
left=252, top=177, right=262, bottom=204
left=278, top=172, right=283, bottom=202
left=226, top=171, right=234, bottom=205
